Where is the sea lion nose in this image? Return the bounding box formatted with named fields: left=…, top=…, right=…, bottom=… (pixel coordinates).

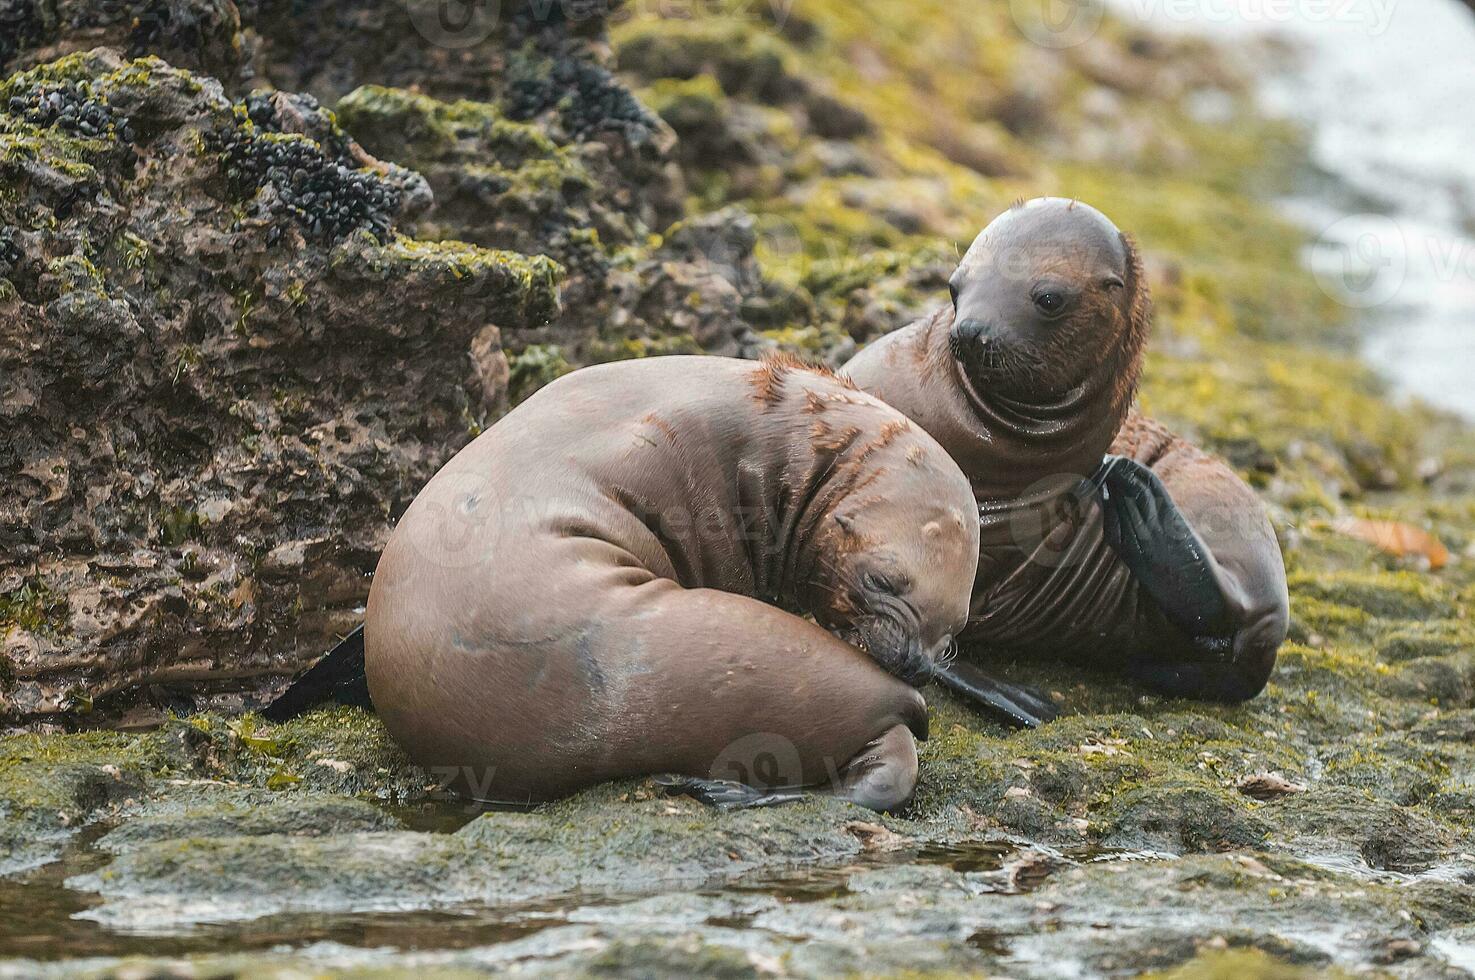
left=952, top=317, right=988, bottom=344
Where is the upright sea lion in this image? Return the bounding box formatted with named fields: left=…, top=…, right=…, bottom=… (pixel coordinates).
left=360, top=355, right=981, bottom=810
left=845, top=198, right=1288, bottom=714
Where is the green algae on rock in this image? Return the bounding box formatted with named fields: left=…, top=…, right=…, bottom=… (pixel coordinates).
left=0, top=51, right=560, bottom=721
left=95, top=788, right=402, bottom=854
left=3, top=2, right=1475, bottom=977
left=66, top=786, right=876, bottom=930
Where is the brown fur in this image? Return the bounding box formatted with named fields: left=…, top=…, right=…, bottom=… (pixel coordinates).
left=365, top=355, right=980, bottom=807
left=845, top=205, right=1152, bottom=499
left=812, top=422, right=865, bottom=457
left=1113, top=232, right=1152, bottom=416
left=640, top=412, right=681, bottom=444
left=750, top=351, right=858, bottom=408
left=843, top=200, right=1287, bottom=703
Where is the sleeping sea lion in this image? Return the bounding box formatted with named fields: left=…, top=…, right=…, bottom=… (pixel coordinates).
left=360, top=355, right=981, bottom=810
left=844, top=198, right=1288, bottom=717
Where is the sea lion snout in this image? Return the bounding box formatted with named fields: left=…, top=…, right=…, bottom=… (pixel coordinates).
left=843, top=611, right=939, bottom=688
left=944, top=197, right=1145, bottom=403
left=951, top=316, right=990, bottom=344
left=835, top=556, right=969, bottom=688
left=816, top=486, right=977, bottom=688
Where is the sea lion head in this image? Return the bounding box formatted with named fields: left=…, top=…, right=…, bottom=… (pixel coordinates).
left=806, top=423, right=980, bottom=687
left=946, top=197, right=1148, bottom=404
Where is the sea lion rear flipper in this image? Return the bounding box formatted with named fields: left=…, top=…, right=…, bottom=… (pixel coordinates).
left=260, top=624, right=371, bottom=722
left=933, top=663, right=1060, bottom=728
left=653, top=775, right=806, bottom=811
left=1090, top=456, right=1235, bottom=643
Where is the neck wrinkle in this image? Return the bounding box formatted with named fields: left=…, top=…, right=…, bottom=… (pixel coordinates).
left=933, top=307, right=1138, bottom=502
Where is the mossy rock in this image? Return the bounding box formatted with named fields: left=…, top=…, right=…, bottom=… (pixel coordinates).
left=1378, top=621, right=1473, bottom=662
left=69, top=781, right=872, bottom=931
left=1141, top=948, right=1355, bottom=980
left=97, top=788, right=403, bottom=853
left=335, top=84, right=562, bottom=169
left=455, top=783, right=869, bottom=883
left=0, top=759, right=147, bottom=875
left=1290, top=569, right=1458, bottom=621
left=1262, top=787, right=1463, bottom=874
left=1099, top=776, right=1270, bottom=854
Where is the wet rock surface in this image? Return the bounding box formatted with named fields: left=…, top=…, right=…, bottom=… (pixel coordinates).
left=0, top=49, right=559, bottom=720
left=4, top=1, right=1475, bottom=977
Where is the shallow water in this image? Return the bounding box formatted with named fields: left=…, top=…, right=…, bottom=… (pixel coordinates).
left=0, top=812, right=1018, bottom=962
left=1108, top=0, right=1475, bottom=419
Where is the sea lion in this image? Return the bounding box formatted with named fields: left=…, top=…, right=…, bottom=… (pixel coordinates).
left=844, top=198, right=1288, bottom=715
left=360, top=355, right=981, bottom=810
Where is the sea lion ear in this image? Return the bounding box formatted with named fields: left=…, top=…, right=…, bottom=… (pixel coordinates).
left=834, top=513, right=856, bottom=534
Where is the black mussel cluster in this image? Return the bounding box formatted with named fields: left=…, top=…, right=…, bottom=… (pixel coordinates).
left=0, top=0, right=43, bottom=75
left=548, top=228, right=609, bottom=285
left=240, top=91, right=356, bottom=166
left=6, top=80, right=134, bottom=142
left=506, top=56, right=656, bottom=143
left=241, top=91, right=279, bottom=130
left=0, top=227, right=21, bottom=269
left=125, top=2, right=203, bottom=58
left=216, top=120, right=401, bottom=243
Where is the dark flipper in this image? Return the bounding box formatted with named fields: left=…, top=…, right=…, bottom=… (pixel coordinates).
left=1123, top=655, right=1269, bottom=703
left=1088, top=455, right=1277, bottom=702
left=260, top=625, right=371, bottom=722
left=653, top=774, right=806, bottom=811
left=1090, top=456, right=1235, bottom=641
left=933, top=662, right=1060, bottom=728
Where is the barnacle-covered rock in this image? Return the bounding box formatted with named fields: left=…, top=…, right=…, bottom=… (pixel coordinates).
left=0, top=50, right=559, bottom=721
left=0, top=0, right=246, bottom=80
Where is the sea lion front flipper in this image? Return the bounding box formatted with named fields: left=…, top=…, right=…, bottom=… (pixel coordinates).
left=933, top=662, right=1060, bottom=728
left=1090, top=456, right=1235, bottom=644
left=260, top=624, right=372, bottom=722
left=653, top=775, right=806, bottom=811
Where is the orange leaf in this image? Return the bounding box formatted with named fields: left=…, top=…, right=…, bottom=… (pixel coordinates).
left=1334, top=518, right=1450, bottom=570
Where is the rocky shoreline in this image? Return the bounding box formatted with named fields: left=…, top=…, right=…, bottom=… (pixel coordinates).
left=3, top=1, right=1474, bottom=976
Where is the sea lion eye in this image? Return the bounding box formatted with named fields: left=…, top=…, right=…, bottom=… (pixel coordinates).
left=1033, top=290, right=1066, bottom=316
left=862, top=571, right=897, bottom=595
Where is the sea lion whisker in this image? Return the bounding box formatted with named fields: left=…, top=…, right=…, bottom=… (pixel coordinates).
left=935, top=637, right=960, bottom=671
